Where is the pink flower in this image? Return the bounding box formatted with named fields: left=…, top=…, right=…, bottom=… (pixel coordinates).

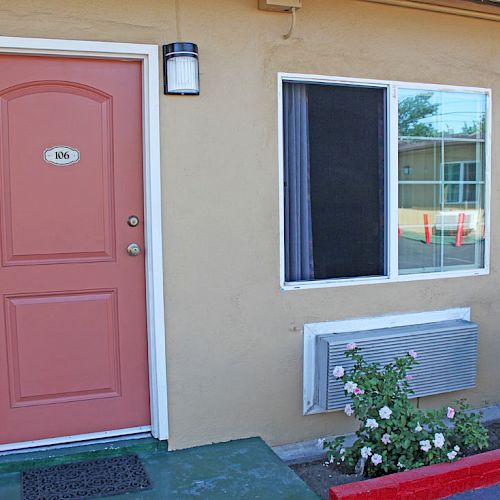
left=346, top=342, right=357, bottom=351
left=378, top=406, right=392, bottom=420
left=344, top=404, right=354, bottom=417
left=433, top=433, right=445, bottom=449
left=381, top=433, right=391, bottom=444
left=408, top=350, right=417, bottom=359
left=332, top=366, right=345, bottom=378
left=447, top=407, right=455, bottom=419
left=406, top=375, right=413, bottom=381
left=353, top=387, right=364, bottom=395
left=371, top=453, right=382, bottom=465
left=420, top=440, right=431, bottom=452
left=344, top=381, right=358, bottom=394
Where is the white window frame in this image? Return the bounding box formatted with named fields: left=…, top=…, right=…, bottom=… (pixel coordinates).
left=278, top=72, right=492, bottom=290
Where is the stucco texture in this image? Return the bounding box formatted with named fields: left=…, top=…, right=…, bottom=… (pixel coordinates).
left=1, top=0, right=499, bottom=450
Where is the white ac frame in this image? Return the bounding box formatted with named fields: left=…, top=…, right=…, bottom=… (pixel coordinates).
left=0, top=36, right=168, bottom=452
left=277, top=72, right=492, bottom=290
left=303, top=307, right=471, bottom=415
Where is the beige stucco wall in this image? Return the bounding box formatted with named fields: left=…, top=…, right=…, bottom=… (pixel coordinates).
left=1, top=0, right=499, bottom=450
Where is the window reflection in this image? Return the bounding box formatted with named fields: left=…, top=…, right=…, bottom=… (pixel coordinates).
left=398, top=89, right=486, bottom=140
left=398, top=89, right=486, bottom=274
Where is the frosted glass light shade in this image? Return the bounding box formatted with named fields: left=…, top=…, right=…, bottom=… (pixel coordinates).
left=166, top=56, right=199, bottom=94
left=163, top=43, right=199, bottom=95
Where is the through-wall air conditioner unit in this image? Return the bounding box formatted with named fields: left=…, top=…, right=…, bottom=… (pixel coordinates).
left=303, top=310, right=478, bottom=415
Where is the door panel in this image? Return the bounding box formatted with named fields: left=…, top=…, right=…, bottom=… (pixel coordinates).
left=5, top=291, right=121, bottom=408
left=0, top=55, right=150, bottom=445
left=1, top=82, right=115, bottom=265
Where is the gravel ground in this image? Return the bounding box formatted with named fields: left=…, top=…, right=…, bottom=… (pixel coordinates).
left=290, top=420, right=500, bottom=500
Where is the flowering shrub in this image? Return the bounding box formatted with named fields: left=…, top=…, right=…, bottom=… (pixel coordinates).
left=322, top=344, right=489, bottom=478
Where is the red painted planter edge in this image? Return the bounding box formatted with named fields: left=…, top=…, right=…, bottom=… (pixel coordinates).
left=329, top=449, right=500, bottom=499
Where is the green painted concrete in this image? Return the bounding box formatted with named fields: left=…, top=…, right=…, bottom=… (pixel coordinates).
left=0, top=437, right=318, bottom=499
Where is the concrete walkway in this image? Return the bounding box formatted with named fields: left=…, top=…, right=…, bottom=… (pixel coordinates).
left=0, top=436, right=318, bottom=499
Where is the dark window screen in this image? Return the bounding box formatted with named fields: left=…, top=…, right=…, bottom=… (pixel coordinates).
left=307, top=84, right=386, bottom=279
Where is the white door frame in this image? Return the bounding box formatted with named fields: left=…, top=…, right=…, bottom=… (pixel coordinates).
left=0, top=36, right=168, bottom=452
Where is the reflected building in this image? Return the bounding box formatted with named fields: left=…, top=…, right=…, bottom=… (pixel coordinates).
left=397, top=90, right=486, bottom=274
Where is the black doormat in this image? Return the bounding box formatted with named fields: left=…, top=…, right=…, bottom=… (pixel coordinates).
left=22, top=454, right=151, bottom=499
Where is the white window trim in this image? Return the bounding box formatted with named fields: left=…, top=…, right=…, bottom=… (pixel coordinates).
left=0, top=36, right=168, bottom=450
left=277, top=72, right=492, bottom=291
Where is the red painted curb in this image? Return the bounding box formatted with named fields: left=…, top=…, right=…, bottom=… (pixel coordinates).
left=329, top=449, right=500, bottom=499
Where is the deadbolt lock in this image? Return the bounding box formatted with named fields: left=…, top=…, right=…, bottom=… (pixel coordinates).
left=127, top=243, right=142, bottom=256
left=127, top=215, right=140, bottom=227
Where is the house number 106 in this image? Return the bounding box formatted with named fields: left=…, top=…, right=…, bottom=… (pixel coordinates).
left=55, top=151, right=71, bottom=160
left=44, top=146, right=80, bottom=166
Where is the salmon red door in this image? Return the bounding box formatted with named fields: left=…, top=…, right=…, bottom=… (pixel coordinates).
left=0, top=54, right=151, bottom=445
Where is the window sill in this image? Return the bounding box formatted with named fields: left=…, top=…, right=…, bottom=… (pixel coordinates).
left=281, top=268, right=489, bottom=290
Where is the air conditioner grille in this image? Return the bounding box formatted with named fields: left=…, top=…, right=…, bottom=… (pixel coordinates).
left=316, top=319, right=478, bottom=411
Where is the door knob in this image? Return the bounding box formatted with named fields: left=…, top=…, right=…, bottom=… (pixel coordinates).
left=127, top=243, right=142, bottom=256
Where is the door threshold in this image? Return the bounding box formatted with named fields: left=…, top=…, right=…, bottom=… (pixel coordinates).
left=0, top=426, right=152, bottom=455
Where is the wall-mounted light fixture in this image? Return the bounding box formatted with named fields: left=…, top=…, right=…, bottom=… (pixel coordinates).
left=163, top=42, right=199, bottom=95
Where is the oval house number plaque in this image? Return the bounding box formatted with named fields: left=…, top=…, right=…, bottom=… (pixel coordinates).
left=44, top=146, right=80, bottom=166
